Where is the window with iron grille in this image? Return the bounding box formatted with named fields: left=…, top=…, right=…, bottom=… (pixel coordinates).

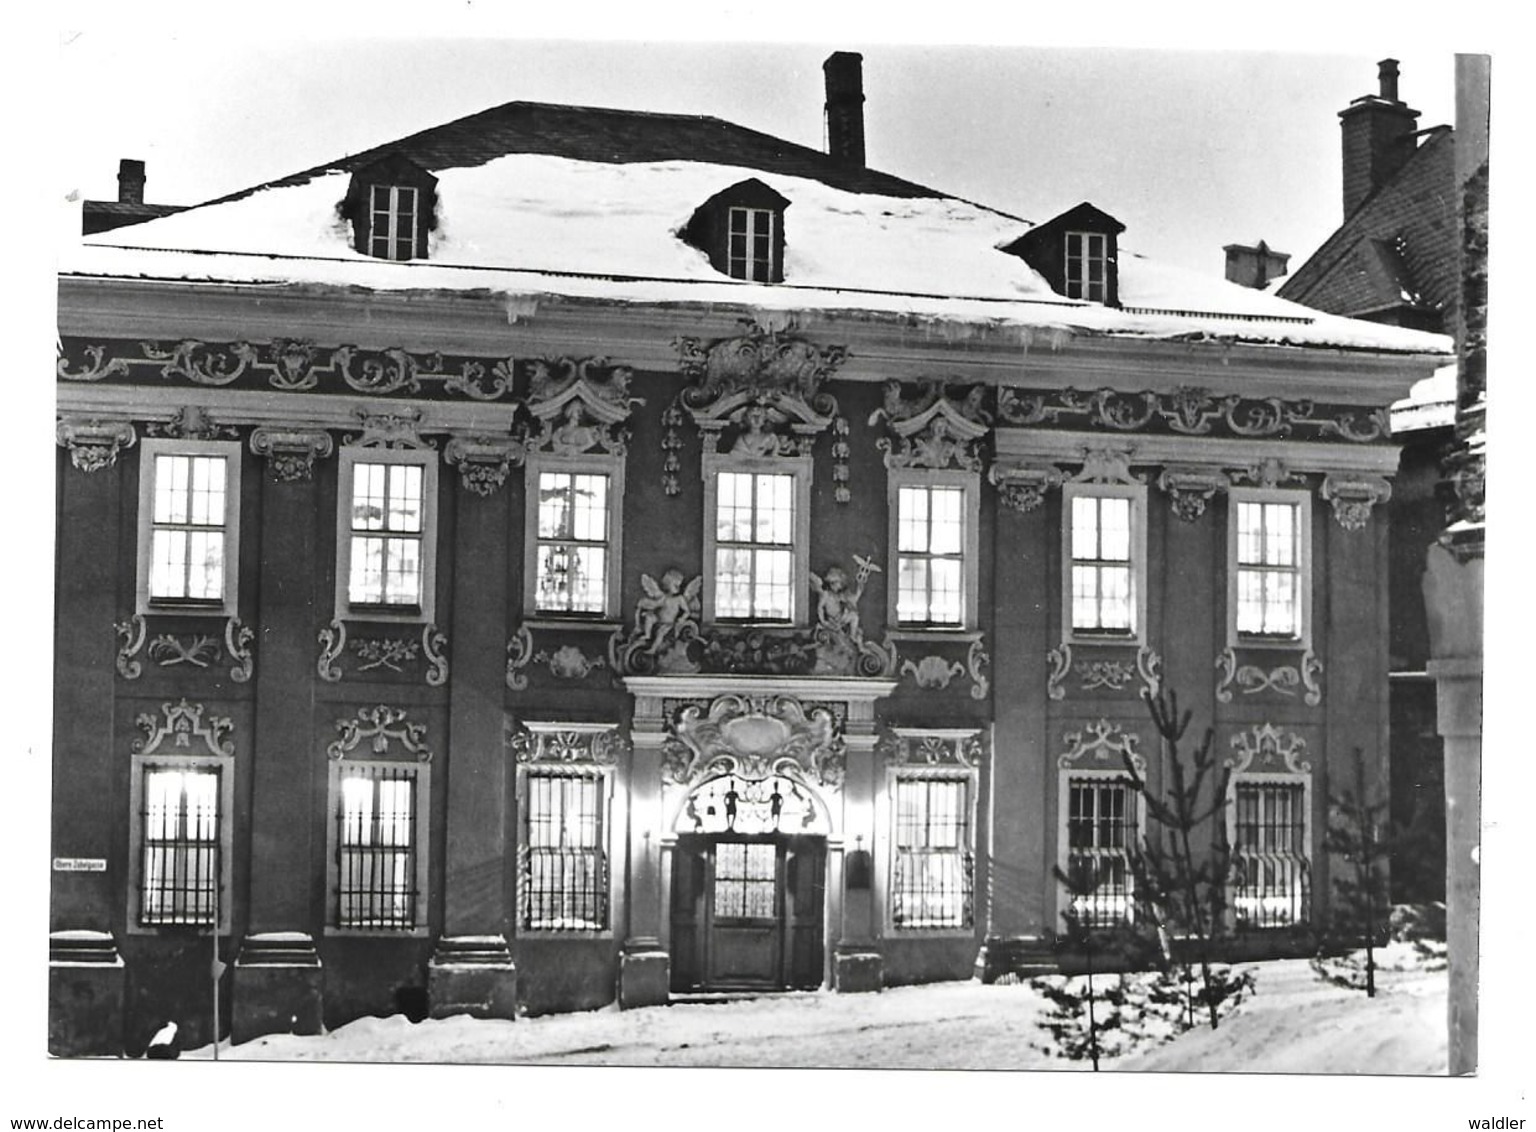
left=727, top=206, right=775, bottom=282
left=136, top=440, right=241, bottom=616
left=337, top=449, right=437, bottom=622
left=137, top=764, right=223, bottom=928
left=892, top=776, right=973, bottom=930
left=1065, top=231, right=1107, bottom=302
left=331, top=763, right=421, bottom=931
left=1234, top=496, right=1305, bottom=640
left=1069, top=491, right=1142, bottom=638
left=1232, top=780, right=1309, bottom=928
left=369, top=184, right=420, bottom=261
left=522, top=772, right=608, bottom=932
left=713, top=470, right=796, bottom=622
left=713, top=841, right=777, bottom=920
left=896, top=483, right=966, bottom=627
left=1065, top=777, right=1137, bottom=928
left=534, top=470, right=611, bottom=615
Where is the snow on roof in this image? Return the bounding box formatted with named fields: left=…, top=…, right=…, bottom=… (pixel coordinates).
left=1391, top=361, right=1458, bottom=432
left=70, top=153, right=1452, bottom=357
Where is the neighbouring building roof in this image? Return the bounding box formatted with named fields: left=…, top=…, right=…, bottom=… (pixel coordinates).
left=1277, top=128, right=1457, bottom=330
left=67, top=100, right=1453, bottom=358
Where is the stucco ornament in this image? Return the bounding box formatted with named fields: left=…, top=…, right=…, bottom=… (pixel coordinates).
left=808, top=555, right=898, bottom=678
left=444, top=435, right=525, bottom=496
left=1320, top=474, right=1392, bottom=530
left=57, top=417, right=136, bottom=473
left=1059, top=718, right=1146, bottom=776
left=610, top=569, right=704, bottom=675
left=989, top=461, right=1064, bottom=513
left=250, top=427, right=334, bottom=482
left=1225, top=723, right=1311, bottom=776
left=327, top=704, right=432, bottom=762
left=902, top=654, right=965, bottom=690
left=524, top=356, right=642, bottom=456
left=133, top=698, right=235, bottom=757
left=662, top=694, right=846, bottom=788
left=868, top=380, right=992, bottom=472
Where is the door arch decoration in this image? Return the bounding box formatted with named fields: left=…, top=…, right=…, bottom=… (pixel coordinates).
left=674, top=771, right=832, bottom=837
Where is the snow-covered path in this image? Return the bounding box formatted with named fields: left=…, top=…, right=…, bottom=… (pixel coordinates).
left=186, top=952, right=1446, bottom=1074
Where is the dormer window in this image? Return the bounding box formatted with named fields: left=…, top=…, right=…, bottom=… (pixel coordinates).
left=684, top=179, right=789, bottom=284
left=369, top=185, right=421, bottom=261
left=1065, top=231, right=1108, bottom=302
left=729, top=207, right=776, bottom=282
left=344, top=154, right=437, bottom=262
left=1001, top=201, right=1126, bottom=307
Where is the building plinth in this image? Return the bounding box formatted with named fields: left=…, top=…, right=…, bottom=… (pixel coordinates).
left=618, top=948, right=670, bottom=1009
left=427, top=936, right=518, bottom=1020
left=231, top=933, right=324, bottom=1045
left=833, top=947, right=883, bottom=993
left=48, top=932, right=125, bottom=1057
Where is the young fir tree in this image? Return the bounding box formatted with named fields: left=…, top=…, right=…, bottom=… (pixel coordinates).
left=1051, top=858, right=1107, bottom=1070
left=1320, top=746, right=1395, bottom=997
left=1121, top=687, right=1237, bottom=1031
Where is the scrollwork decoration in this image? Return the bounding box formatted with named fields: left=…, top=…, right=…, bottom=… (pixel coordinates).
left=422, top=624, right=449, bottom=686
left=133, top=698, right=235, bottom=757
left=115, top=614, right=146, bottom=680
left=318, top=619, right=346, bottom=683
left=327, top=704, right=432, bottom=762
left=901, top=654, right=964, bottom=690
left=506, top=625, right=535, bottom=691
left=148, top=633, right=221, bottom=668
left=968, top=638, right=991, bottom=701
left=1046, top=643, right=1071, bottom=701
left=225, top=617, right=254, bottom=683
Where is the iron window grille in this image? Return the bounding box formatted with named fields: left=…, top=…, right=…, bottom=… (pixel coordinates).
left=1065, top=777, right=1137, bottom=928
left=138, top=765, right=222, bottom=928
left=1235, top=499, right=1303, bottom=639
left=892, top=777, right=973, bottom=930
left=334, top=764, right=419, bottom=931
left=348, top=460, right=425, bottom=610
left=713, top=841, right=778, bottom=920
left=534, top=471, right=611, bottom=615
left=522, top=771, right=609, bottom=932
left=1065, top=230, right=1108, bottom=302
left=896, top=484, right=966, bottom=627
left=369, top=184, right=420, bottom=261
left=713, top=470, right=796, bottom=622
left=1069, top=493, right=1135, bottom=636
left=1232, top=780, right=1310, bottom=928
left=727, top=206, right=776, bottom=282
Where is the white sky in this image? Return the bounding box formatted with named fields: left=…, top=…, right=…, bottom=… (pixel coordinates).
left=54, top=33, right=1459, bottom=279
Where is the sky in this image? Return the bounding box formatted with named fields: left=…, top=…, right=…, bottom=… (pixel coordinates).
left=52, top=32, right=1462, bottom=281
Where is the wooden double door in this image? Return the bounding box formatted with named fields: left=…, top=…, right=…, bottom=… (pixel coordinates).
left=670, top=834, right=826, bottom=992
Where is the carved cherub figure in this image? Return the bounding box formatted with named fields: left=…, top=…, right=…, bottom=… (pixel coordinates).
left=811, top=555, right=880, bottom=644
left=632, top=568, right=701, bottom=655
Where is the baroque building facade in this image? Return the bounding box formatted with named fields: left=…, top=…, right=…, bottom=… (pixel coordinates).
left=51, top=53, right=1449, bottom=1054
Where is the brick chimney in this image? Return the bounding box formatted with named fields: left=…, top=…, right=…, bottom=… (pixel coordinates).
left=823, top=51, right=866, bottom=168
left=1338, top=59, right=1420, bottom=218
left=117, top=159, right=147, bottom=206
left=1223, top=240, right=1290, bottom=289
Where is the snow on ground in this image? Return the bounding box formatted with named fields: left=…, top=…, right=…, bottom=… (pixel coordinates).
left=183, top=952, right=1445, bottom=1073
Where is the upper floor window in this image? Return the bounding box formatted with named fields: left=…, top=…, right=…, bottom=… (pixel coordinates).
left=523, top=453, right=624, bottom=620
left=1229, top=489, right=1310, bottom=646
left=706, top=459, right=808, bottom=624
left=327, top=759, right=429, bottom=934
left=1064, top=483, right=1145, bottom=643
left=889, top=470, right=979, bottom=630
left=891, top=775, right=973, bottom=931
left=369, top=185, right=421, bottom=261
left=682, top=178, right=789, bottom=284
left=136, top=439, right=241, bottom=617
left=728, top=207, right=776, bottom=282
left=336, top=448, right=438, bottom=622
left=1065, top=231, right=1108, bottom=302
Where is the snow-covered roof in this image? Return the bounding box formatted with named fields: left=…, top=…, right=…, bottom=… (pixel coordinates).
left=68, top=138, right=1452, bottom=357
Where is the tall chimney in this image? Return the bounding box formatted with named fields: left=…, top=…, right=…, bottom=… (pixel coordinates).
left=823, top=52, right=866, bottom=168
left=117, top=159, right=146, bottom=206
left=1223, top=240, right=1290, bottom=289
left=1338, top=58, right=1420, bottom=218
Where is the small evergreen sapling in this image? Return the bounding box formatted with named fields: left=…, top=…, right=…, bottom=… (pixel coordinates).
left=1052, top=858, right=1106, bottom=1070
left=1121, top=687, right=1236, bottom=1030
left=1318, top=746, right=1394, bottom=997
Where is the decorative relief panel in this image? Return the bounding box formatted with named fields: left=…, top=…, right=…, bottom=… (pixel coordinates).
left=876, top=728, right=984, bottom=769
left=660, top=694, right=846, bottom=788
left=1047, top=643, right=1161, bottom=701
left=145, top=406, right=238, bottom=441
left=1215, top=647, right=1322, bottom=706
left=1157, top=465, right=1229, bottom=521
left=1058, top=718, right=1146, bottom=777
left=897, top=638, right=989, bottom=700
left=1320, top=474, right=1392, bottom=530
left=57, top=417, right=136, bottom=473
left=318, top=620, right=447, bottom=686
left=505, top=627, right=610, bottom=688
left=1225, top=722, right=1311, bottom=776
left=327, top=704, right=432, bottom=762
left=133, top=698, right=234, bottom=757
left=524, top=356, right=642, bottom=457
left=996, top=385, right=1392, bottom=444
left=989, top=461, right=1064, bottom=513
left=867, top=381, right=991, bottom=472
left=509, top=722, right=626, bottom=765
left=665, top=320, right=849, bottom=499
left=115, top=615, right=254, bottom=683
left=250, top=427, right=334, bottom=481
